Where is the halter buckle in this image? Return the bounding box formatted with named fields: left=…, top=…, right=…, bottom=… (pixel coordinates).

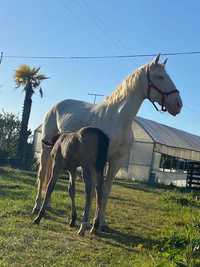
left=151, top=101, right=166, bottom=113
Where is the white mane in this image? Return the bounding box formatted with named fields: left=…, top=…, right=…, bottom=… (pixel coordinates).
left=104, top=67, right=144, bottom=106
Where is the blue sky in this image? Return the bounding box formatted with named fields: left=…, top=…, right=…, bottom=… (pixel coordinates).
left=1, top=0, right=200, bottom=135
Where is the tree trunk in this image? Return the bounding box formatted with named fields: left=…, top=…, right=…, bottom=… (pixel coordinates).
left=17, top=83, right=33, bottom=167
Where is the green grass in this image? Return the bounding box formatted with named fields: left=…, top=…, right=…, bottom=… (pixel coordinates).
left=0, top=167, right=199, bottom=267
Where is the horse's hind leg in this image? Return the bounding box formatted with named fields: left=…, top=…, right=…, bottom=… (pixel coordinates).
left=68, top=170, right=77, bottom=227
left=90, top=171, right=104, bottom=235
left=44, top=155, right=53, bottom=209
left=32, top=143, right=51, bottom=214
left=33, top=159, right=60, bottom=224
left=77, top=167, right=95, bottom=236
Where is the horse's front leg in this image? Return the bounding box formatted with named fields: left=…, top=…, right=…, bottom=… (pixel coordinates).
left=100, top=158, right=123, bottom=231
left=32, top=143, right=52, bottom=214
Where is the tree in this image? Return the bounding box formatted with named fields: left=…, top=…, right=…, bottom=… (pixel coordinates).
left=0, top=110, right=21, bottom=159
left=14, top=65, right=48, bottom=166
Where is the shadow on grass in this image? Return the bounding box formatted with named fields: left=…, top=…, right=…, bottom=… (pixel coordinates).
left=30, top=202, right=85, bottom=226
left=31, top=212, right=160, bottom=252
left=99, top=228, right=160, bottom=251
left=0, top=167, right=36, bottom=187
left=109, top=195, right=134, bottom=203
left=114, top=179, right=193, bottom=195
left=166, top=195, right=200, bottom=209
left=1, top=209, right=32, bottom=219
left=114, top=180, right=163, bottom=195
left=0, top=184, right=31, bottom=200
left=0, top=167, right=85, bottom=197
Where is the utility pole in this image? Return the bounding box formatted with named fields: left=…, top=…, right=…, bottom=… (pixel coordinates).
left=0, top=52, right=3, bottom=64
left=88, top=92, right=104, bottom=104
left=0, top=52, right=3, bottom=91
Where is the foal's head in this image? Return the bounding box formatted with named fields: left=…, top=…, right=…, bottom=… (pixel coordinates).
left=144, top=54, right=182, bottom=116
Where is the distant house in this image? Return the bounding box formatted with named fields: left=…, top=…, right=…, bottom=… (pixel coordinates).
left=33, top=117, right=200, bottom=187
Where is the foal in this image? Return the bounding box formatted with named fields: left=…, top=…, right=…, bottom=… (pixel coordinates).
left=33, top=127, right=109, bottom=235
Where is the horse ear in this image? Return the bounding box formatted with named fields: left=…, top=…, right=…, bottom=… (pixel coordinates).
left=154, top=54, right=160, bottom=65
left=163, top=58, right=168, bottom=65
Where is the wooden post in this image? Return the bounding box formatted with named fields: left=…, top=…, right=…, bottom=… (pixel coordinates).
left=0, top=52, right=3, bottom=64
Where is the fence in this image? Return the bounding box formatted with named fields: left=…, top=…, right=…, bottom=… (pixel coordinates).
left=186, top=162, right=200, bottom=189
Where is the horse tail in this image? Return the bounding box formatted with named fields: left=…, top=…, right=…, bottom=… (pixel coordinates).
left=96, top=130, right=109, bottom=174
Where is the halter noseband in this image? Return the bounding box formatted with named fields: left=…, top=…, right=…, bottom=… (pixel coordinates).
left=146, top=67, right=179, bottom=112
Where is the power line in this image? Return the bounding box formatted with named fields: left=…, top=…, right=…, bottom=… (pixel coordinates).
left=2, top=50, right=200, bottom=61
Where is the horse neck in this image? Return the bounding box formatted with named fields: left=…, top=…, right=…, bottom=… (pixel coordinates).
left=116, top=77, right=145, bottom=127
left=93, top=67, right=147, bottom=136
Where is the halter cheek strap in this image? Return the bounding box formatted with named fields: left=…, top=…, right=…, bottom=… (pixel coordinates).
left=146, top=67, right=179, bottom=112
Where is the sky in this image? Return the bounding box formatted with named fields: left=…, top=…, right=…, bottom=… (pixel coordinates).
left=1, top=0, right=200, bottom=135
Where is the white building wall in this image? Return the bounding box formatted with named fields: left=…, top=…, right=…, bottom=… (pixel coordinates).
left=128, top=141, right=154, bottom=181
left=126, top=121, right=154, bottom=181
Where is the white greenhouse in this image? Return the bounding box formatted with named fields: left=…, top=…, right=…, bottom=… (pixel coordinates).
left=121, top=117, right=200, bottom=187
left=33, top=117, right=200, bottom=187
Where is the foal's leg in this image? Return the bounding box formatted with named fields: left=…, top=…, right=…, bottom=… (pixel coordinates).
left=90, top=170, right=104, bottom=235
left=77, top=167, right=95, bottom=236
left=32, top=143, right=51, bottom=214
left=68, top=169, right=77, bottom=227
left=33, top=160, right=60, bottom=224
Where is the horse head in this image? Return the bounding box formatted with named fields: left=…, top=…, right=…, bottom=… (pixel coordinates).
left=145, top=54, right=182, bottom=116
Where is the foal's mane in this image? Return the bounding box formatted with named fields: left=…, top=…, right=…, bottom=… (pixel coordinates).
left=104, top=66, right=144, bottom=106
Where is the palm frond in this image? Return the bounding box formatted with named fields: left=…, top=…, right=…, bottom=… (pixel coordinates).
left=14, top=64, right=48, bottom=93
left=36, top=74, right=49, bottom=80
left=39, top=87, right=43, bottom=98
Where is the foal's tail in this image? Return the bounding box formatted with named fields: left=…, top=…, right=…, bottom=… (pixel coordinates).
left=96, top=131, right=109, bottom=174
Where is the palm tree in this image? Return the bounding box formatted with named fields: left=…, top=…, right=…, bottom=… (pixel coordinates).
left=14, top=64, right=48, bottom=167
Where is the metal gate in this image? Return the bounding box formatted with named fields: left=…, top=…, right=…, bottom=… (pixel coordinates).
left=187, top=162, right=200, bottom=189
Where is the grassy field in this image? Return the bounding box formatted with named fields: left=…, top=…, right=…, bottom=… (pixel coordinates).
left=0, top=167, right=199, bottom=267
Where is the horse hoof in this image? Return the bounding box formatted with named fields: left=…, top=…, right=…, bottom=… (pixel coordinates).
left=100, top=224, right=110, bottom=232
left=69, top=220, right=76, bottom=228
left=32, top=206, right=40, bottom=214
left=77, top=229, right=85, bottom=236
left=90, top=227, right=100, bottom=235
left=85, top=223, right=92, bottom=230
left=33, top=217, right=40, bottom=225
left=77, top=223, right=89, bottom=236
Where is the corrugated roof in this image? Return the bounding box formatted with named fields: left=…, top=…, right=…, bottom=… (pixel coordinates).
left=135, top=116, right=200, bottom=153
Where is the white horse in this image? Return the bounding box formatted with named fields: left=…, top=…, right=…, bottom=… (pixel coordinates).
left=33, top=55, right=182, bottom=230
